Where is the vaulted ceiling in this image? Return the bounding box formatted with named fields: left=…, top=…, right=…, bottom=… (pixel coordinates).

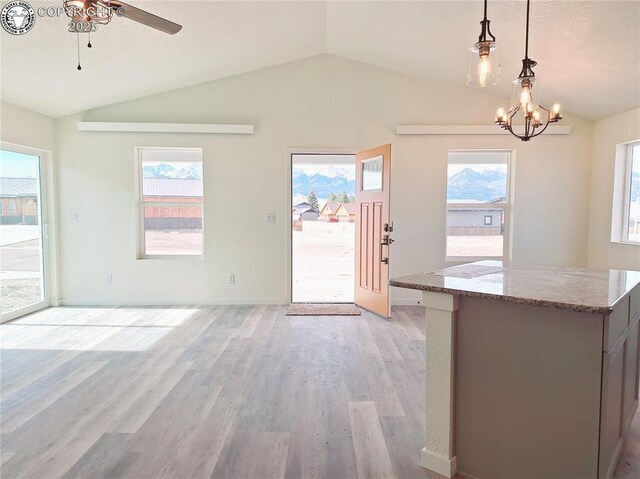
left=2, top=1, right=638, bottom=120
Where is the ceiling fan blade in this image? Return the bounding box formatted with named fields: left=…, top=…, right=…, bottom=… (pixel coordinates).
left=110, top=1, right=182, bottom=34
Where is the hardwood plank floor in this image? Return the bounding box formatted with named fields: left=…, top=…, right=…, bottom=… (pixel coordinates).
left=0, top=305, right=637, bottom=479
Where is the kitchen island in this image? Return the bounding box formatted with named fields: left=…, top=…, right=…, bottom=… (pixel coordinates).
left=390, top=261, right=640, bottom=479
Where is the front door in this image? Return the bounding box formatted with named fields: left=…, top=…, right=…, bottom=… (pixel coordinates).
left=355, top=144, right=391, bottom=317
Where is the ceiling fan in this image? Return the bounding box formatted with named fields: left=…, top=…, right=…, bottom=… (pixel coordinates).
left=65, top=0, right=181, bottom=34
left=64, top=0, right=182, bottom=69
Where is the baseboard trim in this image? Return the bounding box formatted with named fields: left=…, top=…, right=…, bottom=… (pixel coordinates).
left=58, top=298, right=425, bottom=308
left=60, top=298, right=288, bottom=307
left=421, top=449, right=457, bottom=478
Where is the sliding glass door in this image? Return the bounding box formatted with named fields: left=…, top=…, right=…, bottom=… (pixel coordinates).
left=0, top=147, right=48, bottom=321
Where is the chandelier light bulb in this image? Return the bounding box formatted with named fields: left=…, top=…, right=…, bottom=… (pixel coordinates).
left=495, top=106, right=507, bottom=123
left=532, top=109, right=541, bottom=126
left=551, top=102, right=563, bottom=121
left=520, top=84, right=532, bottom=110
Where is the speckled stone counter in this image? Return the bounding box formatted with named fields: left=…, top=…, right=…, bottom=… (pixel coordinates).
left=390, top=261, right=640, bottom=479
left=390, top=260, right=640, bottom=314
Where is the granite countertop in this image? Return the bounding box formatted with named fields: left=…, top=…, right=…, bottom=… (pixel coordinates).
left=389, top=261, right=640, bottom=314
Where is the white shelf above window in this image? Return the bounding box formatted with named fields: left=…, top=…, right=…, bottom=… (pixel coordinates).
left=77, top=122, right=254, bottom=135
left=395, top=125, right=572, bottom=136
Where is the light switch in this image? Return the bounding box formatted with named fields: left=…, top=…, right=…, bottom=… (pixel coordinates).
left=265, top=214, right=276, bottom=224
left=68, top=212, right=79, bottom=222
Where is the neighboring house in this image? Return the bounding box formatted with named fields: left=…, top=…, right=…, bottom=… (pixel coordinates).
left=0, top=177, right=39, bottom=225
left=319, top=202, right=342, bottom=221
left=292, top=202, right=318, bottom=221
left=447, top=198, right=504, bottom=235
left=335, top=202, right=356, bottom=222
left=143, top=178, right=203, bottom=229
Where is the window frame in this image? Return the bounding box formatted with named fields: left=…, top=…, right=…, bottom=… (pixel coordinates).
left=445, top=150, right=514, bottom=263
left=621, top=141, right=640, bottom=245
left=135, top=146, right=205, bottom=260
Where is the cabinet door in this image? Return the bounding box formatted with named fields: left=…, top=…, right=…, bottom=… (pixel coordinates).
left=599, top=338, right=625, bottom=479
left=623, top=321, right=639, bottom=432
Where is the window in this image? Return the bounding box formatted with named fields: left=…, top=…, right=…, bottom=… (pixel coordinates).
left=137, top=147, right=204, bottom=258
left=612, top=141, right=640, bottom=244
left=446, top=150, right=512, bottom=260
left=362, top=156, right=383, bottom=191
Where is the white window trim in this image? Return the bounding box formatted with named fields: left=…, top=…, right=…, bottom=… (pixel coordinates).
left=135, top=147, right=205, bottom=260
left=0, top=141, right=52, bottom=322
left=445, top=149, right=515, bottom=263
left=611, top=140, right=640, bottom=246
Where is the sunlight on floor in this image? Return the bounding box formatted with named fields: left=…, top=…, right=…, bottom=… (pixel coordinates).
left=0, top=307, right=198, bottom=352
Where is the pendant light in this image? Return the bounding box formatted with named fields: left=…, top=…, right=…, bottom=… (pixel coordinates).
left=494, top=0, right=563, bottom=141
left=467, top=0, right=501, bottom=87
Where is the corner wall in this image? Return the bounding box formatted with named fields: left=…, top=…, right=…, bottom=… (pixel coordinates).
left=587, top=108, right=640, bottom=270
left=1, top=101, right=56, bottom=151
left=53, top=54, right=594, bottom=305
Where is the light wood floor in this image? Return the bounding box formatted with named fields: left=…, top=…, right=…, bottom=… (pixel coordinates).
left=0, top=305, right=637, bottom=479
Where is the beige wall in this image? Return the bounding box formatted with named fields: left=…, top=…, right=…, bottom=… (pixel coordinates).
left=587, top=108, right=640, bottom=270
left=50, top=54, right=593, bottom=304
left=1, top=101, right=56, bottom=151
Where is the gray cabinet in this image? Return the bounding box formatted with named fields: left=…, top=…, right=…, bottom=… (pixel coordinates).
left=599, top=286, right=640, bottom=479
left=623, top=320, right=639, bottom=431
left=599, top=337, right=625, bottom=479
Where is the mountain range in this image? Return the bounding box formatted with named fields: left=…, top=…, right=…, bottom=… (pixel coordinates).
left=293, top=172, right=355, bottom=198
left=447, top=168, right=507, bottom=202
left=143, top=163, right=640, bottom=203
left=143, top=163, right=203, bottom=180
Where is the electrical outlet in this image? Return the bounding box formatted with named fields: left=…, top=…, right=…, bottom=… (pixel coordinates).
left=228, top=273, right=235, bottom=284
left=265, top=214, right=276, bottom=224
left=104, top=274, right=112, bottom=284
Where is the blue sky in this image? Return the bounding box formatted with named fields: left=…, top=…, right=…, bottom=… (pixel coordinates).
left=0, top=150, right=39, bottom=178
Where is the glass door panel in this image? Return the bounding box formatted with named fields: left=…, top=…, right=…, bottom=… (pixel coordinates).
left=0, top=149, right=46, bottom=317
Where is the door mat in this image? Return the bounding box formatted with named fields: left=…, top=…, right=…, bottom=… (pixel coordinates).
left=286, top=303, right=362, bottom=316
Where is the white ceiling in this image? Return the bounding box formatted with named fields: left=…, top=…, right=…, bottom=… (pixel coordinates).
left=2, top=1, right=638, bottom=120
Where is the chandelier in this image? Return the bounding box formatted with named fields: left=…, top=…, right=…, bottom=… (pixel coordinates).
left=467, top=0, right=501, bottom=87
left=494, top=0, right=562, bottom=141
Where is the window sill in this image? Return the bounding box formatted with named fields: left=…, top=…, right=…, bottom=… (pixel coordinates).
left=137, top=255, right=205, bottom=261
left=610, top=240, right=640, bottom=247
left=445, top=256, right=508, bottom=264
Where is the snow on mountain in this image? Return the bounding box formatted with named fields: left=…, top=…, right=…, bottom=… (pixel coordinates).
left=142, top=163, right=202, bottom=180
left=447, top=167, right=507, bottom=202
left=292, top=171, right=355, bottom=198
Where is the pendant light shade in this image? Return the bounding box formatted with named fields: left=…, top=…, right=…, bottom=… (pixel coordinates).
left=510, top=74, right=538, bottom=113
left=466, top=0, right=501, bottom=87
left=467, top=42, right=501, bottom=87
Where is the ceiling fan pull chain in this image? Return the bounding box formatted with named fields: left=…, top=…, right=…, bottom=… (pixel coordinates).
left=76, top=33, right=82, bottom=71
left=87, top=31, right=92, bottom=48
